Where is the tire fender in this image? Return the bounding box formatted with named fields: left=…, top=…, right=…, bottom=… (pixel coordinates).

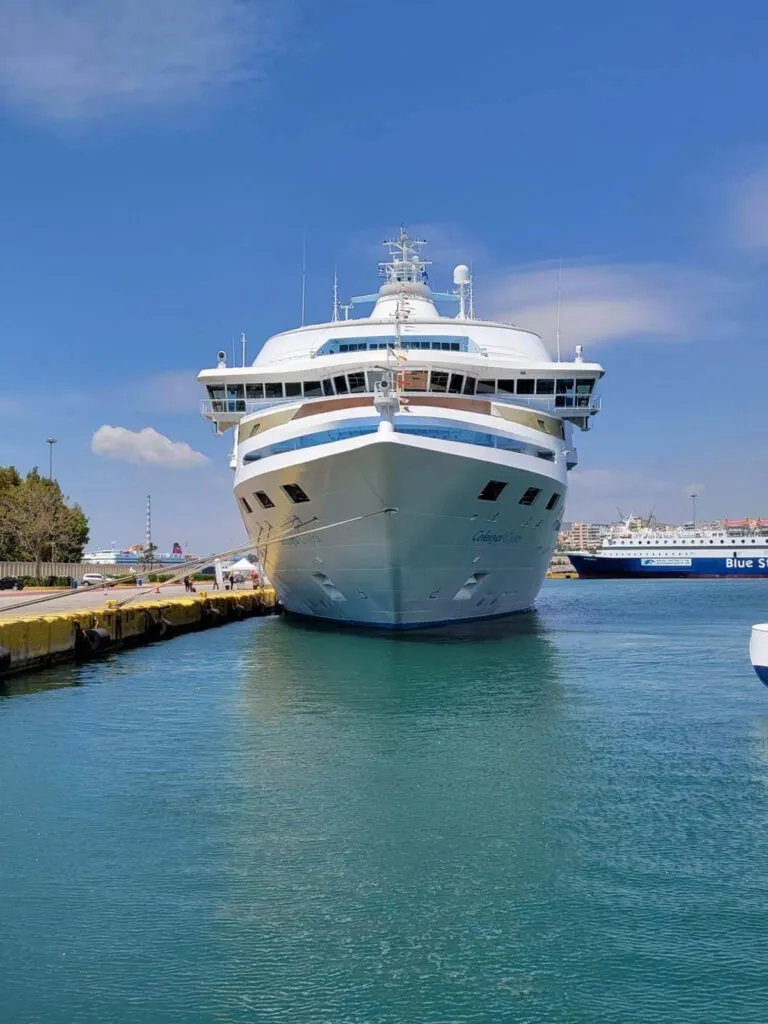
left=85, top=627, right=110, bottom=652
left=153, top=617, right=173, bottom=638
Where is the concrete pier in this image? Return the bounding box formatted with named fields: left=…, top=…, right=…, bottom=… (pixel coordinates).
left=0, top=587, right=278, bottom=678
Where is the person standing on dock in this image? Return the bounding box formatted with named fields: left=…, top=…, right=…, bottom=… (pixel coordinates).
left=183, top=575, right=191, bottom=592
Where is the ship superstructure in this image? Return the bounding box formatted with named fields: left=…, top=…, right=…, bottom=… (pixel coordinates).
left=198, top=230, right=604, bottom=627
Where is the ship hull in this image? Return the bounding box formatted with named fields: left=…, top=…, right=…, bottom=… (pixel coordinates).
left=570, top=554, right=768, bottom=579
left=236, top=432, right=565, bottom=628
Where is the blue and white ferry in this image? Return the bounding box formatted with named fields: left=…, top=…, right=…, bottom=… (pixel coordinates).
left=569, top=518, right=768, bottom=578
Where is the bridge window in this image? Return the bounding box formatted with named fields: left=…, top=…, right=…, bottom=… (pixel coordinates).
left=477, top=379, right=496, bottom=394
left=430, top=371, right=448, bottom=393
left=245, top=384, right=264, bottom=400
left=478, top=480, right=507, bottom=502
left=498, top=379, right=516, bottom=394
left=448, top=373, right=464, bottom=394
left=546, top=493, right=561, bottom=511
left=285, top=381, right=302, bottom=397
left=536, top=379, right=555, bottom=395
left=556, top=379, right=575, bottom=408
left=516, top=379, right=534, bottom=395
left=282, top=483, right=310, bottom=504
left=227, top=384, right=244, bottom=399
left=254, top=491, right=275, bottom=509
left=265, top=382, right=283, bottom=399
left=463, top=376, right=477, bottom=395
left=402, top=370, right=428, bottom=391
left=240, top=496, right=253, bottom=514
left=207, top=385, right=225, bottom=400
left=347, top=372, right=366, bottom=393
left=303, top=380, right=322, bottom=397
left=333, top=375, right=348, bottom=394
left=322, top=379, right=334, bottom=396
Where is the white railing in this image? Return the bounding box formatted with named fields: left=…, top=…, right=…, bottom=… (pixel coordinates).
left=0, top=561, right=171, bottom=579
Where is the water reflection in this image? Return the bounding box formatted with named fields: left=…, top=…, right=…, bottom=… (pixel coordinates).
left=237, top=611, right=566, bottom=720
left=205, top=609, right=581, bottom=1024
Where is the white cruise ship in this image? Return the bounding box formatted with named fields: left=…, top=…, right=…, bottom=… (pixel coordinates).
left=198, top=231, right=604, bottom=627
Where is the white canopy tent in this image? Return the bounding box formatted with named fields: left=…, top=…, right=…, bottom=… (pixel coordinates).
left=225, top=557, right=259, bottom=574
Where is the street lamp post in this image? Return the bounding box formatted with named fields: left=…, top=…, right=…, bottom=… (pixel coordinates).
left=690, top=492, right=698, bottom=530
left=47, top=437, right=57, bottom=481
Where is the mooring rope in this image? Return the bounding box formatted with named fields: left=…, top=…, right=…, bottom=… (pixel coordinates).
left=0, top=507, right=398, bottom=617
left=0, top=540, right=259, bottom=618
left=114, top=506, right=398, bottom=608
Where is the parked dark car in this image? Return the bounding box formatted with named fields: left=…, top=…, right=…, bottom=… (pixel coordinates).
left=0, top=576, right=23, bottom=591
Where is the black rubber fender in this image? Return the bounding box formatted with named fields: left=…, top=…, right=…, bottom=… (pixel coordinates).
left=232, top=603, right=246, bottom=620
left=0, top=646, right=11, bottom=675
left=204, top=606, right=224, bottom=625
left=84, top=627, right=111, bottom=652
left=153, top=617, right=174, bottom=638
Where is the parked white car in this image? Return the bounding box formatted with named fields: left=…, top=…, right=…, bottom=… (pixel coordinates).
left=81, top=573, right=115, bottom=587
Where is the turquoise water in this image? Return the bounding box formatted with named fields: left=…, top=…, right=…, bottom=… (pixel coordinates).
left=2, top=580, right=768, bottom=1023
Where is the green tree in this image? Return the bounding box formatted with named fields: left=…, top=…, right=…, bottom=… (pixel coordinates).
left=140, top=542, right=158, bottom=565
left=0, top=467, right=89, bottom=565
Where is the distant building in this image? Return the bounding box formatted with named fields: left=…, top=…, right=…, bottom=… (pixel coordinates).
left=558, top=521, right=611, bottom=550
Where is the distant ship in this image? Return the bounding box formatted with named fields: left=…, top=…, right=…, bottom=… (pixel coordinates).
left=569, top=518, right=768, bottom=578
left=82, top=542, right=188, bottom=567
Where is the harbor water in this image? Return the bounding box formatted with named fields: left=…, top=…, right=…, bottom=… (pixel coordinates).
left=2, top=579, right=768, bottom=1023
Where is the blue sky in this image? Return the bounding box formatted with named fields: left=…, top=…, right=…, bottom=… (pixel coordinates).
left=1, top=0, right=768, bottom=550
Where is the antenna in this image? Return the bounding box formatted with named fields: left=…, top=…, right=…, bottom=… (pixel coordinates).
left=300, top=233, right=307, bottom=326
left=453, top=264, right=471, bottom=319
left=340, top=301, right=353, bottom=320
left=468, top=261, right=475, bottom=319
left=241, top=331, right=247, bottom=367
left=146, top=494, right=152, bottom=552
left=332, top=268, right=339, bottom=322
left=555, top=258, right=563, bottom=362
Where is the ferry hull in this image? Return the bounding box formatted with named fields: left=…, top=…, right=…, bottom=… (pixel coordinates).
left=570, top=554, right=768, bottom=579
left=237, top=433, right=565, bottom=628
left=750, top=625, right=768, bottom=686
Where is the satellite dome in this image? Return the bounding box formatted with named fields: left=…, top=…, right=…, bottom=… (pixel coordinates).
left=453, top=264, right=471, bottom=285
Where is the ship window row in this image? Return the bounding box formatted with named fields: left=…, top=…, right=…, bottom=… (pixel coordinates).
left=242, top=485, right=310, bottom=515
left=338, top=341, right=462, bottom=353
left=246, top=473, right=562, bottom=517
left=607, top=538, right=761, bottom=546
left=315, top=335, right=473, bottom=356
left=208, top=374, right=595, bottom=405
left=243, top=423, right=557, bottom=463
left=477, top=480, right=561, bottom=510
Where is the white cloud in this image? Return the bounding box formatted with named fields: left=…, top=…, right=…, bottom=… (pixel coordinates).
left=729, top=168, right=768, bottom=249
left=91, top=425, right=208, bottom=467
left=0, top=0, right=284, bottom=121
left=481, top=262, right=721, bottom=353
